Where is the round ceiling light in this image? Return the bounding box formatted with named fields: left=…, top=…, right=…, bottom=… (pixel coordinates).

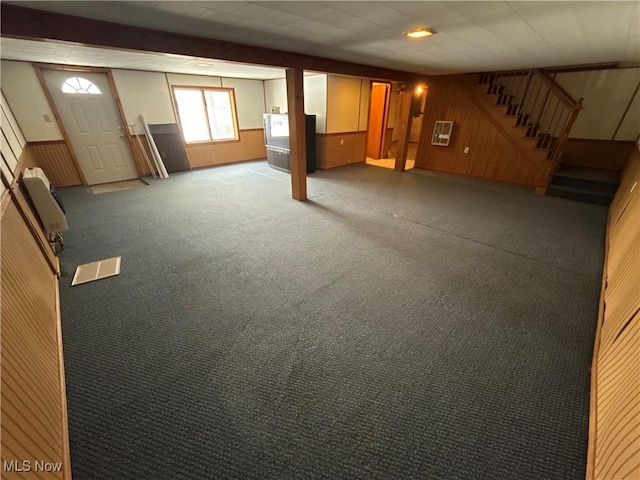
left=403, top=28, right=437, bottom=38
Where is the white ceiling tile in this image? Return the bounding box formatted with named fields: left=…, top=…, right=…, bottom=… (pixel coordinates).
left=190, top=1, right=249, bottom=14
left=1, top=37, right=285, bottom=80
left=326, top=2, right=415, bottom=28
left=268, top=2, right=333, bottom=19
left=232, top=4, right=285, bottom=22
left=197, top=10, right=245, bottom=25
left=1, top=1, right=637, bottom=75
left=154, top=1, right=209, bottom=18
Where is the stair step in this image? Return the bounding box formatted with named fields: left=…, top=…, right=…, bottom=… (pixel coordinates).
left=536, top=135, right=557, bottom=149
left=497, top=94, right=513, bottom=105
left=478, top=73, right=496, bottom=85
left=526, top=124, right=540, bottom=137
left=554, top=165, right=621, bottom=185
left=550, top=176, right=619, bottom=194
left=546, top=185, right=614, bottom=206
left=506, top=104, right=521, bottom=115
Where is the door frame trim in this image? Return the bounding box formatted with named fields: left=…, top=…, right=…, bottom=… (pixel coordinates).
left=366, top=81, right=392, bottom=160
left=34, top=63, right=142, bottom=184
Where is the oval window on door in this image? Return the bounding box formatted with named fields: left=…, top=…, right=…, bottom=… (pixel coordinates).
left=61, top=77, right=101, bottom=95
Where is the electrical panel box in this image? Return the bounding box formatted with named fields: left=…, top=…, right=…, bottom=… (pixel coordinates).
left=431, top=121, right=453, bottom=146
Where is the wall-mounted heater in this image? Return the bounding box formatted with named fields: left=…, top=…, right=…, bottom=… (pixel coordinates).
left=432, top=121, right=453, bottom=146
left=22, top=167, right=68, bottom=251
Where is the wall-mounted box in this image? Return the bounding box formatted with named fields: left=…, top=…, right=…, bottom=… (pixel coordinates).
left=432, top=121, right=453, bottom=146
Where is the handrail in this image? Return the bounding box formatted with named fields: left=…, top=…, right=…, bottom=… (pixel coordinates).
left=532, top=69, right=581, bottom=110
left=477, top=68, right=585, bottom=179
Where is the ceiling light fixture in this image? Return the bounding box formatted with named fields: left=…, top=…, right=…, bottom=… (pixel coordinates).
left=403, top=28, right=437, bottom=38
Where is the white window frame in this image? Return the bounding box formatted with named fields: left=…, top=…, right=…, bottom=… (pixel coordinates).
left=172, top=86, right=240, bottom=144
left=61, top=76, right=102, bottom=95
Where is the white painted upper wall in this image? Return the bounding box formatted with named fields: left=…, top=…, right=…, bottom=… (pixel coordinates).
left=304, top=74, right=327, bottom=134
left=168, top=73, right=265, bottom=129
left=1, top=90, right=26, bottom=185
left=616, top=88, right=640, bottom=141
left=556, top=68, right=640, bottom=141
left=111, top=70, right=175, bottom=134
left=1, top=63, right=268, bottom=143
left=221, top=77, right=265, bottom=130
left=1, top=60, right=62, bottom=141
left=167, top=73, right=223, bottom=88
left=326, top=75, right=365, bottom=134
left=264, top=78, right=287, bottom=115
left=263, top=74, right=369, bottom=134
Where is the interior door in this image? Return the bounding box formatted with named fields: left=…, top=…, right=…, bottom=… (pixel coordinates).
left=43, top=70, right=138, bottom=185
left=366, top=82, right=390, bottom=159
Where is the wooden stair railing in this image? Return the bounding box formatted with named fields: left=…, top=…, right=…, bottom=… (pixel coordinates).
left=478, top=70, right=583, bottom=176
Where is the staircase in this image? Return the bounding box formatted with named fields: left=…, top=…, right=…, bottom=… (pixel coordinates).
left=461, top=70, right=583, bottom=190
left=546, top=165, right=620, bottom=205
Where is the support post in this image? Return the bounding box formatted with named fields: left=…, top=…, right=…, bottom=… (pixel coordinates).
left=394, top=84, right=414, bottom=171
left=286, top=68, right=307, bottom=201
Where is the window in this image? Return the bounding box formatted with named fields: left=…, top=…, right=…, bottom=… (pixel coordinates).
left=61, top=77, right=101, bottom=94
left=172, top=87, right=239, bottom=143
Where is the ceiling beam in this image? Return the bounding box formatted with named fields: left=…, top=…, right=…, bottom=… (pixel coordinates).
left=0, top=4, right=427, bottom=83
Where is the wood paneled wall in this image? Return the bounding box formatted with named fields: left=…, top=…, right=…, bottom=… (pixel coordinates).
left=1, top=97, right=72, bottom=476
left=316, top=132, right=367, bottom=169
left=1, top=186, right=71, bottom=479
left=383, top=127, right=394, bottom=159
left=185, top=129, right=266, bottom=169
left=588, top=146, right=640, bottom=480
left=561, top=138, right=636, bottom=171
left=414, top=77, right=544, bottom=187
left=28, top=141, right=82, bottom=187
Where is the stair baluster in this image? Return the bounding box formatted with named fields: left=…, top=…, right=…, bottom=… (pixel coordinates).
left=473, top=68, right=583, bottom=186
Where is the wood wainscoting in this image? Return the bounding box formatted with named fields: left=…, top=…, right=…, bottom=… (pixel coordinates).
left=316, top=131, right=367, bottom=169
left=561, top=138, right=637, bottom=170
left=28, top=140, right=83, bottom=187
left=587, top=146, right=639, bottom=480
left=415, top=77, right=546, bottom=188
left=383, top=127, right=394, bottom=159
left=1, top=186, right=71, bottom=479
left=185, top=129, right=266, bottom=169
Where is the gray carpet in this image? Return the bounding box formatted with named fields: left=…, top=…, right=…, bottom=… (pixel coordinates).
left=57, top=161, right=606, bottom=480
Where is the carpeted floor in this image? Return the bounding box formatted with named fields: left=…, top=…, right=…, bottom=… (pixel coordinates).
left=57, top=161, right=606, bottom=480
left=366, top=158, right=415, bottom=170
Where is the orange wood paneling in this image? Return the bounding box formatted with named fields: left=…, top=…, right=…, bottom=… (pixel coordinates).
left=594, top=311, right=639, bottom=480
left=316, top=132, right=367, bottom=169
left=415, top=77, right=544, bottom=187
left=367, top=83, right=387, bottom=159
left=561, top=139, right=636, bottom=171
left=383, top=127, right=394, bottom=158
left=28, top=141, right=82, bottom=187
left=185, top=129, right=266, bottom=169
left=587, top=146, right=640, bottom=480
left=1, top=196, right=71, bottom=480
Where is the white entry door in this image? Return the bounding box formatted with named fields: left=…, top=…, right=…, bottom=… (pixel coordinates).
left=44, top=70, right=138, bottom=185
